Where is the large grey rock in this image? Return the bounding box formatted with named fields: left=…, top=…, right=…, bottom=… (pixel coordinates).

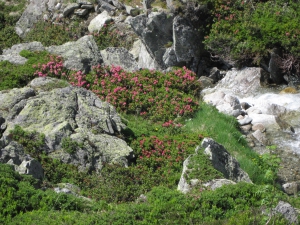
left=138, top=42, right=161, bottom=70
left=177, top=155, right=192, bottom=194
left=0, top=77, right=133, bottom=173
left=213, top=67, right=263, bottom=97
left=63, top=3, right=80, bottom=17
left=0, top=42, right=45, bottom=65
left=172, top=16, right=203, bottom=67
left=130, top=12, right=174, bottom=69
left=15, top=159, right=44, bottom=180
left=15, top=0, right=49, bottom=38
left=201, top=138, right=252, bottom=183
left=88, top=11, right=113, bottom=33
left=101, top=47, right=138, bottom=71
left=274, top=201, right=298, bottom=225
left=46, top=35, right=103, bottom=73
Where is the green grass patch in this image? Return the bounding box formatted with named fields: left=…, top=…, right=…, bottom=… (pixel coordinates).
left=183, top=102, right=276, bottom=184
left=0, top=50, right=53, bottom=91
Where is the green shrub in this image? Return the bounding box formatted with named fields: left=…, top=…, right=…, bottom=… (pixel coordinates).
left=203, top=0, right=300, bottom=70
left=61, top=137, right=83, bottom=154
left=0, top=0, right=26, bottom=50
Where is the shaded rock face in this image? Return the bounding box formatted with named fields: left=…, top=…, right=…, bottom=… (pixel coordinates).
left=129, top=11, right=204, bottom=71
left=46, top=35, right=103, bottom=73
left=0, top=77, right=133, bottom=173
left=201, top=138, right=252, bottom=183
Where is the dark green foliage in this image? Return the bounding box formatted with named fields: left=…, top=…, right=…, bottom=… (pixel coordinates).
left=61, top=137, right=83, bottom=154
left=10, top=125, right=46, bottom=158
left=203, top=0, right=300, bottom=70
left=0, top=1, right=25, bottom=50
left=0, top=164, right=88, bottom=224
left=24, top=20, right=83, bottom=46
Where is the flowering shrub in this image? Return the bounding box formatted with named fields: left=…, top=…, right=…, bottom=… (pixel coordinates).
left=34, top=58, right=200, bottom=122
left=132, top=134, right=198, bottom=173
left=86, top=65, right=201, bottom=122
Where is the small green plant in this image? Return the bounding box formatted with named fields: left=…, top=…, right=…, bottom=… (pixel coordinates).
left=61, top=137, right=83, bottom=154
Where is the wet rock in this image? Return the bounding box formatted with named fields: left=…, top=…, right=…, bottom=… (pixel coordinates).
left=240, top=124, right=252, bottom=133
left=208, top=67, right=222, bottom=83
left=269, top=48, right=284, bottom=84
left=241, top=102, right=251, bottom=110
left=198, top=76, right=214, bottom=89
left=275, top=116, right=295, bottom=133
left=252, top=123, right=266, bottom=133
left=251, top=130, right=268, bottom=145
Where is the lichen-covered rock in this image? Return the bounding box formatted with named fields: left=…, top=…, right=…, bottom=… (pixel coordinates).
left=63, top=3, right=80, bottom=17
left=46, top=35, right=103, bottom=73
left=15, top=0, right=48, bottom=38
left=100, top=47, right=138, bottom=71
left=0, top=77, right=133, bottom=173
left=201, top=138, right=252, bottom=183
left=203, top=179, right=236, bottom=191
left=0, top=42, right=45, bottom=65
left=273, top=201, right=299, bottom=225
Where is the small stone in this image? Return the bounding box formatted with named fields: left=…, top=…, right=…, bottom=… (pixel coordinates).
left=282, top=182, right=298, bottom=195
left=240, top=124, right=252, bottom=132
left=74, top=8, right=89, bottom=16
left=252, top=123, right=266, bottom=132
left=63, top=3, right=80, bottom=17
left=252, top=130, right=268, bottom=145
left=236, top=115, right=244, bottom=120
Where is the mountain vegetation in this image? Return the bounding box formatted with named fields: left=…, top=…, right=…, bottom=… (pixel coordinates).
left=0, top=0, right=300, bottom=224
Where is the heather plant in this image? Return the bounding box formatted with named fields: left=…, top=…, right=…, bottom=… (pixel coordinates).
left=86, top=65, right=201, bottom=122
